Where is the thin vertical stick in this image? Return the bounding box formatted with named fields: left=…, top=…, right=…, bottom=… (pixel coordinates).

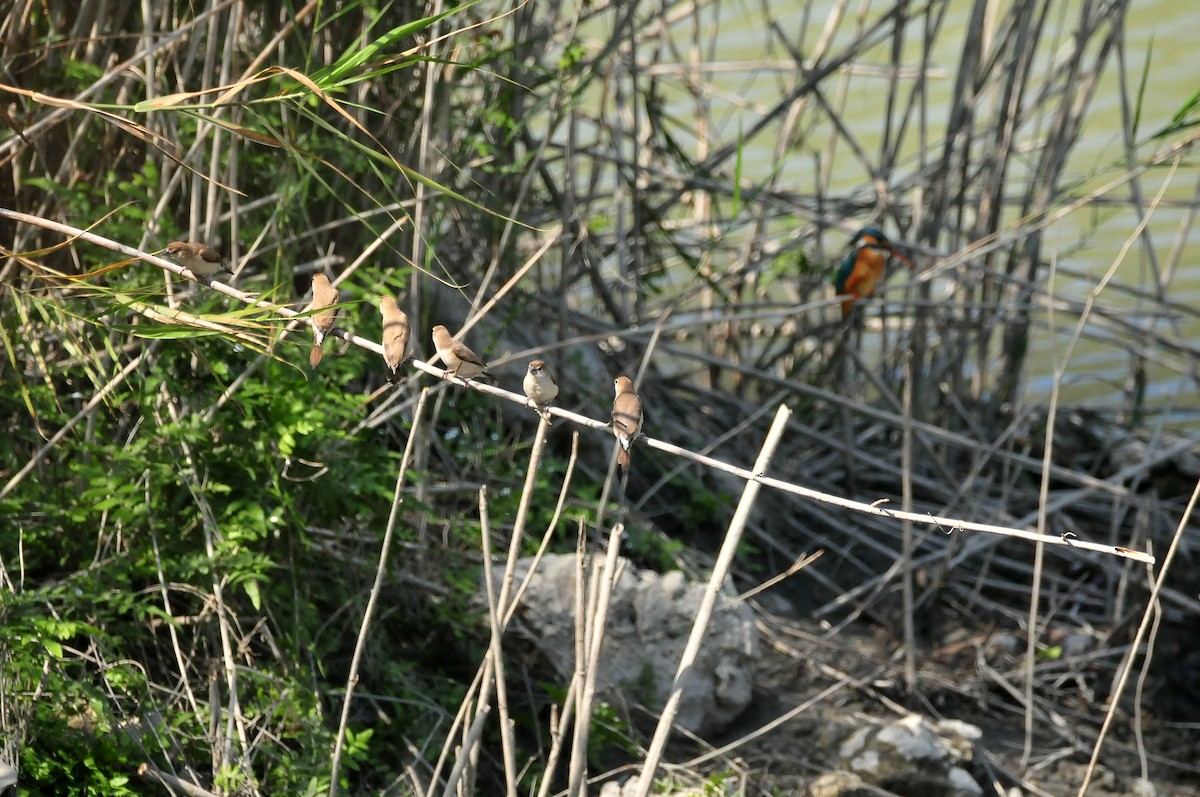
left=630, top=404, right=792, bottom=797
left=534, top=680, right=577, bottom=797
left=901, top=349, right=916, bottom=693
left=566, top=524, right=591, bottom=797
left=425, top=431, right=580, bottom=797
left=566, top=524, right=624, bottom=797
left=1025, top=161, right=1175, bottom=769
left=1130, top=553, right=1160, bottom=785
left=505, top=432, right=579, bottom=627
left=160, top=392, right=256, bottom=792
left=498, top=414, right=551, bottom=616
left=1076, top=478, right=1198, bottom=797
left=439, top=703, right=492, bottom=797
left=330, top=388, right=430, bottom=796
left=479, top=486, right=518, bottom=797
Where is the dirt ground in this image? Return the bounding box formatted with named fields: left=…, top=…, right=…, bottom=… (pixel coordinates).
left=687, top=606, right=1200, bottom=797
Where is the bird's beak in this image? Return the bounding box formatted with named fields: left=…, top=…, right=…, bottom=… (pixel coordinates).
left=887, top=244, right=915, bottom=269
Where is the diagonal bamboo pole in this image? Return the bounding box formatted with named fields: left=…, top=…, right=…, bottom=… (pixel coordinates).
left=630, top=403, right=792, bottom=797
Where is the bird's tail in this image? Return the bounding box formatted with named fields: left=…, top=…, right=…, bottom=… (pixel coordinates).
left=309, top=344, right=324, bottom=369
left=617, top=446, right=631, bottom=473
left=386, top=366, right=400, bottom=384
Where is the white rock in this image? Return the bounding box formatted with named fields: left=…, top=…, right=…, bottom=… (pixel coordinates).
left=494, top=554, right=758, bottom=735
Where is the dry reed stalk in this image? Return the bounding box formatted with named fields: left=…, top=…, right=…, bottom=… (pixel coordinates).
left=329, top=388, right=431, bottom=796
left=566, top=525, right=625, bottom=797
left=160, top=390, right=257, bottom=794
left=631, top=404, right=791, bottom=797
left=477, top=486, right=519, bottom=797
left=418, top=422, right=580, bottom=796
left=1078, top=477, right=1200, bottom=795
left=1023, top=166, right=1179, bottom=766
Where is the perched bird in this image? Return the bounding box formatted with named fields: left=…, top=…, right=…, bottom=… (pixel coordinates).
left=611, top=375, right=643, bottom=473
left=832, top=227, right=913, bottom=318
left=523, top=360, right=559, bottom=414
left=431, top=324, right=490, bottom=381
left=164, top=241, right=231, bottom=278
left=308, top=274, right=340, bottom=369
left=380, top=296, right=411, bottom=384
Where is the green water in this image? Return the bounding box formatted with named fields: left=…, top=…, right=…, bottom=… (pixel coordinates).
left=581, top=0, right=1199, bottom=417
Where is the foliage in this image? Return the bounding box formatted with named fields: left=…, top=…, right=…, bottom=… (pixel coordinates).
left=2, top=0, right=1197, bottom=795
left=0, top=0, right=540, bottom=791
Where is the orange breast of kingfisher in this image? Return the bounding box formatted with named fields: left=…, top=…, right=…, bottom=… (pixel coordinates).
left=840, top=248, right=887, bottom=317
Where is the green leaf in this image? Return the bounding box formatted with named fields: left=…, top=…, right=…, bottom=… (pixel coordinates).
left=1132, top=35, right=1153, bottom=139
left=312, top=1, right=484, bottom=90
left=243, top=579, right=262, bottom=611
left=732, top=122, right=744, bottom=218
left=1156, top=86, right=1200, bottom=139
left=122, top=326, right=226, bottom=340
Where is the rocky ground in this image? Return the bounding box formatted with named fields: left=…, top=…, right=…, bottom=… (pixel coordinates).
left=692, top=607, right=1200, bottom=796
left=502, top=552, right=1200, bottom=796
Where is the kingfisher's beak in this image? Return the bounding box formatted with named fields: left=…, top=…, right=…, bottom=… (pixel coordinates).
left=886, top=243, right=915, bottom=268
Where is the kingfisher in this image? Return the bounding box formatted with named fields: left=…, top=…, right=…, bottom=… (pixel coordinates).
left=832, top=227, right=914, bottom=318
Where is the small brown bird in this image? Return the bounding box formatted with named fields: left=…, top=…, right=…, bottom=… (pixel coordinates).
left=523, top=360, right=559, bottom=413
left=308, top=274, right=340, bottom=369
left=431, top=324, right=490, bottom=381
left=380, top=296, right=410, bottom=384
left=611, top=375, right=643, bottom=473
left=164, top=241, right=231, bottom=277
